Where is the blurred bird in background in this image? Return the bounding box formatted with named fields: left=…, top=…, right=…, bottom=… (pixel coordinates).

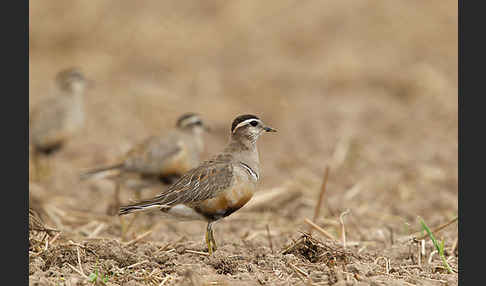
left=80, top=113, right=210, bottom=215
left=30, top=67, right=91, bottom=181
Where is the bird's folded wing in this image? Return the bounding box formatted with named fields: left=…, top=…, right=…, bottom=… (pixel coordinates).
left=30, top=98, right=68, bottom=144
left=128, top=156, right=234, bottom=208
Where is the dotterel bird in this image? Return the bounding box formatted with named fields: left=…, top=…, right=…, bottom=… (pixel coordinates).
left=30, top=67, right=89, bottom=179
left=80, top=113, right=209, bottom=213
left=119, top=114, right=276, bottom=255
left=30, top=68, right=88, bottom=154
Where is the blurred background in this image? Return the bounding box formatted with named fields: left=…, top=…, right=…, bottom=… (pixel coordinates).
left=29, top=0, right=457, bottom=264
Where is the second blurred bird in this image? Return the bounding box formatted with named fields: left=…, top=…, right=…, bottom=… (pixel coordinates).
left=80, top=113, right=209, bottom=214
left=30, top=67, right=91, bottom=181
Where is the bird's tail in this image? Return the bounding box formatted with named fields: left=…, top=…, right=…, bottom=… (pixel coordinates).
left=119, top=200, right=164, bottom=216
left=79, top=163, right=124, bottom=180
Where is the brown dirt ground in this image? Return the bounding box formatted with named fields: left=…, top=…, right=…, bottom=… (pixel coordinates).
left=29, top=1, right=458, bottom=285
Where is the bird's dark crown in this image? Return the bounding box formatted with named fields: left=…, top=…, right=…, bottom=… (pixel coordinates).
left=231, top=114, right=260, bottom=132
left=56, top=67, right=84, bottom=82
left=56, top=67, right=86, bottom=92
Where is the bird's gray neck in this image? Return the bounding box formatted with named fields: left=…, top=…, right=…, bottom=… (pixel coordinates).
left=59, top=87, right=84, bottom=102
left=181, top=127, right=205, bottom=154
left=225, top=134, right=257, bottom=153
left=224, top=134, right=260, bottom=178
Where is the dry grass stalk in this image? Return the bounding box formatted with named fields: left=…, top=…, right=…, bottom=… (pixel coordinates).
left=339, top=210, right=350, bottom=249
left=428, top=250, right=438, bottom=264
left=159, top=275, right=173, bottom=286
left=451, top=236, right=458, bottom=254
left=88, top=223, right=106, bottom=238
left=29, top=208, right=61, bottom=256
left=43, top=235, right=49, bottom=252
left=417, top=242, right=422, bottom=267
left=49, top=232, right=61, bottom=245
left=126, top=259, right=150, bottom=269
left=281, top=236, right=305, bottom=255
left=67, top=263, right=88, bottom=278
left=29, top=208, right=59, bottom=234
left=266, top=224, right=274, bottom=254
left=154, top=242, right=173, bottom=254
left=68, top=240, right=86, bottom=248
left=374, top=257, right=390, bottom=274
left=304, top=218, right=337, bottom=241
left=123, top=230, right=153, bottom=246
left=386, top=226, right=394, bottom=245
left=185, top=249, right=210, bottom=256
left=65, top=246, right=94, bottom=282
left=310, top=166, right=330, bottom=234
left=244, top=184, right=302, bottom=211
left=76, top=246, right=85, bottom=276
left=289, top=263, right=309, bottom=283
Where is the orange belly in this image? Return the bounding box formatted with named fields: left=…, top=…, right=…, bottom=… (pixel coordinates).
left=132, top=147, right=193, bottom=176
left=192, top=183, right=255, bottom=221
left=160, top=150, right=193, bottom=176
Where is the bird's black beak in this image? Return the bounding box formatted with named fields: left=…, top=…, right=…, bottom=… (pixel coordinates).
left=263, top=126, right=277, bottom=132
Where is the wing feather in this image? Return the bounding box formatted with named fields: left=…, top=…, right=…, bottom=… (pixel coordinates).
left=119, top=154, right=234, bottom=214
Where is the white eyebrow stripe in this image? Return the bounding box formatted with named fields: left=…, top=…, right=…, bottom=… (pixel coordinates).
left=179, top=116, right=201, bottom=126
left=239, top=162, right=259, bottom=180
left=233, top=119, right=262, bottom=133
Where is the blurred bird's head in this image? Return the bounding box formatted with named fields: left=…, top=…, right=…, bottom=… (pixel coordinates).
left=176, top=113, right=210, bottom=134
left=56, top=67, right=91, bottom=94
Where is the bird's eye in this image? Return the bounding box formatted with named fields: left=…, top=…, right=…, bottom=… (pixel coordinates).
left=250, top=120, right=258, bottom=127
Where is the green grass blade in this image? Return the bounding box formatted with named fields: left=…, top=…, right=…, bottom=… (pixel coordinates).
left=418, top=217, right=454, bottom=274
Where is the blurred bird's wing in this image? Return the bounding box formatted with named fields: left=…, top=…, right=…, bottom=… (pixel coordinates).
left=30, top=98, right=69, bottom=146
left=80, top=133, right=183, bottom=180
left=122, top=134, right=182, bottom=172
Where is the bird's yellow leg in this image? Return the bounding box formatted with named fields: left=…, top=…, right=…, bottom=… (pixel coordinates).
left=45, top=155, right=54, bottom=178
left=31, top=151, right=40, bottom=182
left=32, top=151, right=48, bottom=181
left=209, top=224, right=217, bottom=251
left=206, top=222, right=215, bottom=255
